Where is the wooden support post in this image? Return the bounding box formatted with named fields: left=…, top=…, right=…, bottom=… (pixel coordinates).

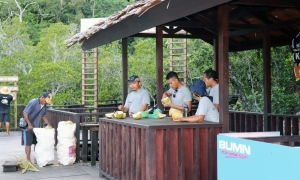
left=263, top=30, right=271, bottom=131
left=156, top=26, right=164, bottom=111
left=82, top=126, right=88, bottom=162
left=91, top=129, right=98, bottom=166
left=218, top=4, right=229, bottom=133
left=122, top=38, right=128, bottom=105
left=213, top=39, right=219, bottom=72
left=74, top=115, right=81, bottom=162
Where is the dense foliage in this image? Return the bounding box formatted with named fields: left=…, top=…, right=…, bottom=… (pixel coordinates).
left=0, top=0, right=299, bottom=114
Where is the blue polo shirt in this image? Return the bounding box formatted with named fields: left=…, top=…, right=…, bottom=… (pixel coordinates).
left=23, top=98, right=47, bottom=130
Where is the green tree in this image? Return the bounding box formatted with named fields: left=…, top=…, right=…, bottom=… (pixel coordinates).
left=32, top=22, right=82, bottom=105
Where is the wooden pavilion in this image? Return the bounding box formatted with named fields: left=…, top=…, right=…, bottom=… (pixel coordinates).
left=66, top=0, right=300, bottom=179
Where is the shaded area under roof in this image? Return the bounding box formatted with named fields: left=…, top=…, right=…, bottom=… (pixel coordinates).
left=66, top=0, right=300, bottom=52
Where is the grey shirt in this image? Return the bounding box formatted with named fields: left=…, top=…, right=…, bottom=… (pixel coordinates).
left=125, top=88, right=150, bottom=114
left=208, top=84, right=219, bottom=105
left=168, top=86, right=192, bottom=106
left=196, top=96, right=219, bottom=122
left=23, top=98, right=47, bottom=131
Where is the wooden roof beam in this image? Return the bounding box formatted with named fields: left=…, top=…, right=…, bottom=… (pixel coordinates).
left=164, top=20, right=262, bottom=29
left=231, top=0, right=300, bottom=8
left=190, top=13, right=244, bottom=50
left=173, top=27, right=184, bottom=34
left=230, top=17, right=300, bottom=37
left=229, top=6, right=270, bottom=21
left=232, top=36, right=291, bottom=51
left=242, top=6, right=295, bottom=39
left=130, top=33, right=213, bottom=39
left=162, top=26, right=171, bottom=34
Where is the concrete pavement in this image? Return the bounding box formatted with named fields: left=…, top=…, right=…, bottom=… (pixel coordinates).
left=0, top=131, right=106, bottom=180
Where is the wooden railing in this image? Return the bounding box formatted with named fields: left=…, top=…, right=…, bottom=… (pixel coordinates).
left=229, top=111, right=300, bottom=136
left=245, top=135, right=300, bottom=147
left=47, top=107, right=118, bottom=162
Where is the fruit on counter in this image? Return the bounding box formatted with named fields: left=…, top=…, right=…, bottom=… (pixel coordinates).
left=122, top=113, right=126, bottom=118
left=105, top=113, right=114, bottom=119
left=115, top=111, right=124, bottom=119
left=45, top=125, right=53, bottom=129
left=66, top=120, right=74, bottom=125
left=157, top=112, right=166, bottom=119
left=161, top=97, right=170, bottom=104
left=169, top=108, right=183, bottom=121
left=169, top=108, right=182, bottom=116
left=132, top=113, right=141, bottom=120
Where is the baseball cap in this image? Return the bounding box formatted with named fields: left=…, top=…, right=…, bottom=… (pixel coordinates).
left=190, top=80, right=207, bottom=97
left=42, top=92, right=53, bottom=104
left=128, top=75, right=139, bottom=83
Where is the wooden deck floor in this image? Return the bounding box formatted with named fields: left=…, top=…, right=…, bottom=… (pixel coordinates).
left=0, top=131, right=106, bottom=180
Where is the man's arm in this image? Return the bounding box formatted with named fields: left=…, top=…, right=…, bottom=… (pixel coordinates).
left=185, top=101, right=192, bottom=112
left=118, top=94, right=129, bottom=112
left=214, top=104, right=219, bottom=111
left=177, top=115, right=205, bottom=123
left=138, top=103, right=148, bottom=112
left=23, top=113, right=33, bottom=130
left=162, top=91, right=172, bottom=99
left=163, top=100, right=192, bottom=112
left=164, top=102, right=184, bottom=111
left=42, top=116, right=51, bottom=127
left=118, top=105, right=129, bottom=113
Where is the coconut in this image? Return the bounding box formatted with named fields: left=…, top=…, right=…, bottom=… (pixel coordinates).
left=132, top=113, right=141, bottom=120
left=171, top=111, right=183, bottom=121
left=161, top=97, right=170, bottom=104
left=169, top=108, right=182, bottom=120
left=157, top=113, right=166, bottom=119
left=115, top=111, right=124, bottom=119
left=105, top=113, right=114, bottom=119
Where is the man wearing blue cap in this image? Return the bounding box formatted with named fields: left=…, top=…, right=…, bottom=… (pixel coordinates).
left=22, top=92, right=53, bottom=163
left=118, top=75, right=150, bottom=116
left=176, top=80, right=219, bottom=123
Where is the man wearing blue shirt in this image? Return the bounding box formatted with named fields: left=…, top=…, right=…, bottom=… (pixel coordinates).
left=22, top=92, right=52, bottom=163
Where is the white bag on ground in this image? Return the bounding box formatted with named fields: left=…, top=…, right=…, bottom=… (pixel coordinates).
left=33, top=128, right=55, bottom=167
left=57, top=121, right=76, bottom=165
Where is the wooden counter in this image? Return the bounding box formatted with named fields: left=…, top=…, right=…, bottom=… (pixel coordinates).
left=99, top=117, right=222, bottom=180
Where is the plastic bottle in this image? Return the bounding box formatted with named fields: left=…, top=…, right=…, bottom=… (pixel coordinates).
left=183, top=104, right=188, bottom=117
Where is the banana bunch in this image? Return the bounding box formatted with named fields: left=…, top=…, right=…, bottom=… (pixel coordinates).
left=16, top=156, right=39, bottom=174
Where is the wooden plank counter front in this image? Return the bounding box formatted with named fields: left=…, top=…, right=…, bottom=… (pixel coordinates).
left=99, top=117, right=222, bottom=180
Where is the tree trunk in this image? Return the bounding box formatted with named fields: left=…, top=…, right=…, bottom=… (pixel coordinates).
left=229, top=61, right=253, bottom=111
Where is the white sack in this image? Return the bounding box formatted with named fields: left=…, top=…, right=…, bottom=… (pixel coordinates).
left=57, top=121, right=76, bottom=165
left=33, top=128, right=55, bottom=167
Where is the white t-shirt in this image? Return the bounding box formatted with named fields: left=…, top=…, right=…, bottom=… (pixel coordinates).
left=208, top=84, right=219, bottom=105
left=125, top=88, right=150, bottom=114
left=195, top=96, right=219, bottom=123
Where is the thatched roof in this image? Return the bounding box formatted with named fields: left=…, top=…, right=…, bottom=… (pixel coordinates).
left=66, top=0, right=300, bottom=52
left=66, top=0, right=164, bottom=48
